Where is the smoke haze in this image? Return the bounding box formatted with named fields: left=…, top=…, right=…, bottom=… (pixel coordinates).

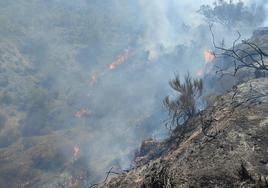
left=0, top=0, right=267, bottom=186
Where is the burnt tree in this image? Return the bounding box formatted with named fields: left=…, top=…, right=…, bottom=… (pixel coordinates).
left=164, top=73, right=203, bottom=130
left=209, top=25, right=268, bottom=78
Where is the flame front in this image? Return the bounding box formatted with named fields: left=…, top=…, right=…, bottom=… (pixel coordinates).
left=75, top=108, right=90, bottom=118
left=204, top=49, right=215, bottom=63
left=108, top=49, right=129, bottom=70
left=196, top=69, right=204, bottom=77
left=90, top=73, right=97, bottom=85
left=68, top=176, right=79, bottom=188
left=72, top=144, right=80, bottom=161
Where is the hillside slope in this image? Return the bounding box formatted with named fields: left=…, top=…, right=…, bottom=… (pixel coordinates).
left=101, top=78, right=268, bottom=187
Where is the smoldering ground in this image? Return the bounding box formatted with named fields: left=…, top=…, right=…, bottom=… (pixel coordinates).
left=0, top=0, right=267, bottom=187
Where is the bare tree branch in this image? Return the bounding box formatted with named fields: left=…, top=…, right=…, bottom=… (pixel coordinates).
left=199, top=108, right=218, bottom=139
left=209, top=25, right=268, bottom=78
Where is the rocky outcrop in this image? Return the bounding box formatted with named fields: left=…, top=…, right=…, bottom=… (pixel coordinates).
left=101, top=78, right=268, bottom=187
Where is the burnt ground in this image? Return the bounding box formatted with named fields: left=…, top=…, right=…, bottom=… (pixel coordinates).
left=101, top=78, right=268, bottom=188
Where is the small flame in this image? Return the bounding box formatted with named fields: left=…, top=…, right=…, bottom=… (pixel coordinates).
left=75, top=108, right=90, bottom=118
left=21, top=181, right=30, bottom=188
left=68, top=176, right=79, bottom=188
left=196, top=69, right=204, bottom=77
left=108, top=64, right=116, bottom=70
left=90, top=73, right=97, bottom=85
left=108, top=49, right=129, bottom=70
left=72, top=144, right=80, bottom=161
left=204, top=49, right=215, bottom=63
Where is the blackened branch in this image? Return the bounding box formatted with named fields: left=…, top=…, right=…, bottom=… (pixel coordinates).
left=209, top=25, right=268, bottom=77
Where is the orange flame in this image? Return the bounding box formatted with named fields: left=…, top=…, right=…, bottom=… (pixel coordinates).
left=108, top=49, right=129, bottom=70
left=204, top=49, right=215, bottom=63
left=75, top=108, right=90, bottom=118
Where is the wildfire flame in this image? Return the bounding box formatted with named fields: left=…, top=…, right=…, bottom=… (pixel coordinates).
left=20, top=181, right=30, bottom=188
left=88, top=49, right=131, bottom=86
left=72, top=144, right=80, bottom=161
left=68, top=176, right=79, bottom=188
left=75, top=108, right=90, bottom=118
left=108, top=49, right=129, bottom=70
left=90, top=73, right=97, bottom=86
left=196, top=69, right=204, bottom=77
left=204, top=49, right=215, bottom=63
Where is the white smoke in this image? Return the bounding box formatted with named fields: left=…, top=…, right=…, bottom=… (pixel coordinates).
left=1, top=0, right=267, bottom=186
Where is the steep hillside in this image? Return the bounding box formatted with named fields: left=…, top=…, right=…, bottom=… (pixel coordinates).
left=0, top=42, right=38, bottom=147
left=204, top=27, right=268, bottom=93
left=101, top=77, right=268, bottom=187
left=0, top=1, right=267, bottom=187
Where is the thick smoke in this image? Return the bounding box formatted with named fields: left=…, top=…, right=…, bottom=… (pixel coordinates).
left=54, top=0, right=268, bottom=183
left=0, top=0, right=267, bottom=186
